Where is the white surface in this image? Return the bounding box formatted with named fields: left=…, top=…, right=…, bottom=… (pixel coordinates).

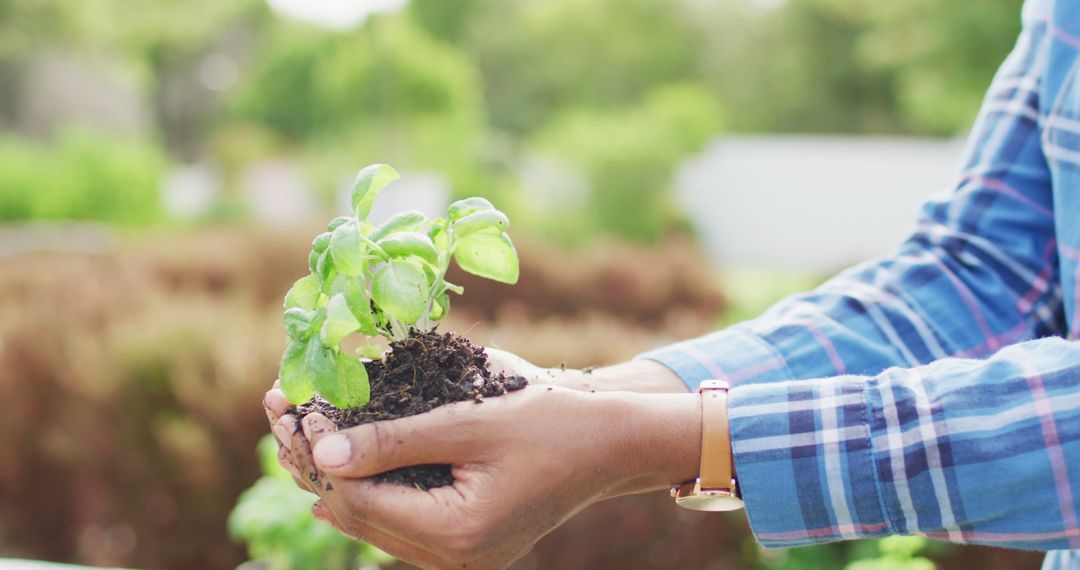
left=265, top=0, right=404, bottom=29
left=242, top=160, right=317, bottom=225
left=0, top=559, right=129, bottom=570
left=675, top=135, right=968, bottom=271
left=337, top=171, right=450, bottom=226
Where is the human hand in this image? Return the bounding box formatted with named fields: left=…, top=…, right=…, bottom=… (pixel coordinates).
left=485, top=348, right=688, bottom=394
left=281, top=385, right=700, bottom=569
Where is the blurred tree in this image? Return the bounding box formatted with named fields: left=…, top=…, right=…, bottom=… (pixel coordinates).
left=0, top=0, right=267, bottom=156
left=694, top=0, right=900, bottom=134
left=407, top=0, right=480, bottom=45
left=530, top=83, right=723, bottom=243
left=848, top=0, right=1024, bottom=133
left=457, top=0, right=705, bottom=136
left=0, top=130, right=166, bottom=224
left=230, top=13, right=489, bottom=198
left=694, top=0, right=1022, bottom=135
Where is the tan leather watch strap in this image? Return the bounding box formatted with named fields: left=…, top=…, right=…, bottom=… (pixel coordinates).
left=698, top=380, right=733, bottom=491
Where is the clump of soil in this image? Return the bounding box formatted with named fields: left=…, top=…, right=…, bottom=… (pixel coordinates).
left=294, top=329, right=527, bottom=490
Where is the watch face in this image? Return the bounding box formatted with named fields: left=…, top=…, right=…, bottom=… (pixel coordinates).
left=675, top=492, right=745, bottom=512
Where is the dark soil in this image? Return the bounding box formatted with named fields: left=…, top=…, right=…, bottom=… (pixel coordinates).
left=293, top=329, right=527, bottom=490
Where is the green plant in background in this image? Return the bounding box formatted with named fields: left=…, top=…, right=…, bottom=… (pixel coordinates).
left=754, top=536, right=945, bottom=570
left=530, top=83, right=723, bottom=244
left=0, top=130, right=167, bottom=225
left=229, top=435, right=393, bottom=570
left=844, top=537, right=935, bottom=570
left=279, top=163, right=519, bottom=408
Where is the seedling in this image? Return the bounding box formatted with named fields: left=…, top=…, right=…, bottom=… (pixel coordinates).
left=279, top=164, right=519, bottom=409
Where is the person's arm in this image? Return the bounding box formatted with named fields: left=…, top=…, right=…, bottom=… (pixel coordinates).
left=269, top=336, right=1080, bottom=568
left=643, top=0, right=1071, bottom=549
left=639, top=0, right=1058, bottom=393
left=484, top=347, right=688, bottom=393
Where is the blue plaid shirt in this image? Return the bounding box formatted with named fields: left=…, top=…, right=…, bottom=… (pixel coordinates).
left=641, top=1, right=1080, bottom=568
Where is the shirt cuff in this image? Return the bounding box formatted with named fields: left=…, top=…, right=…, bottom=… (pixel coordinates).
left=728, top=374, right=892, bottom=548
left=636, top=328, right=795, bottom=391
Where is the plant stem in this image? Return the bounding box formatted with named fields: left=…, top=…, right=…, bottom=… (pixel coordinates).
left=421, top=223, right=454, bottom=331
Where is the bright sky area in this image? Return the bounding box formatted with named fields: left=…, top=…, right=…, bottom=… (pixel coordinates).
left=265, top=0, right=406, bottom=29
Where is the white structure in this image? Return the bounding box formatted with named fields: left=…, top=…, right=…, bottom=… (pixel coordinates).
left=336, top=171, right=450, bottom=226
left=242, top=160, right=318, bottom=225
left=675, top=135, right=968, bottom=271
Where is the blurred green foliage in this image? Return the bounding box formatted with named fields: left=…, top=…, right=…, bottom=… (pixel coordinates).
left=0, top=0, right=1024, bottom=240
left=531, top=83, right=723, bottom=243
left=0, top=1, right=1034, bottom=567
left=844, top=537, right=936, bottom=570
left=229, top=435, right=392, bottom=570
left=0, top=130, right=166, bottom=224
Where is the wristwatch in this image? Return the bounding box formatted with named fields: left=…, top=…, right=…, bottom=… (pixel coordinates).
left=671, top=380, right=744, bottom=511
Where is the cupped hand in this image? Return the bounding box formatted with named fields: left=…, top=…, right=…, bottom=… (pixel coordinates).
left=279, top=385, right=700, bottom=570
left=262, top=346, right=567, bottom=487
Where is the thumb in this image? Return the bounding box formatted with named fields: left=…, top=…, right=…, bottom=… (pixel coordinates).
left=310, top=402, right=483, bottom=478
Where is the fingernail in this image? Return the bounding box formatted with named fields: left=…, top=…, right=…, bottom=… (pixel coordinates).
left=313, top=434, right=351, bottom=468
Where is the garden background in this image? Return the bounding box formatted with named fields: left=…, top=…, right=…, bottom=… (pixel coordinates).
left=0, top=0, right=1046, bottom=568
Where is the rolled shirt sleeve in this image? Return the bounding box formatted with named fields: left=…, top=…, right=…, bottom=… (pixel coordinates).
left=728, top=338, right=1080, bottom=551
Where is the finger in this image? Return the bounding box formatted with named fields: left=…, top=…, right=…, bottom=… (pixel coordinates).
left=264, top=387, right=292, bottom=424
left=314, top=499, right=447, bottom=569
left=329, top=475, right=461, bottom=542
left=278, top=445, right=314, bottom=492
left=285, top=416, right=324, bottom=489
left=301, top=412, right=336, bottom=443
left=311, top=499, right=355, bottom=538
left=311, top=403, right=484, bottom=477
left=273, top=414, right=298, bottom=452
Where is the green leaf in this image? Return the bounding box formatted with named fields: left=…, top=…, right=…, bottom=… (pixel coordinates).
left=327, top=216, right=351, bottom=232
left=454, top=231, right=519, bottom=284
left=369, top=210, right=427, bottom=241
left=357, top=344, right=385, bottom=360
left=371, top=260, right=429, bottom=324
left=279, top=340, right=314, bottom=405
left=343, top=285, right=378, bottom=335
left=284, top=274, right=321, bottom=310
left=328, top=273, right=349, bottom=296
left=329, top=220, right=366, bottom=277
left=351, top=164, right=400, bottom=220
left=321, top=352, right=370, bottom=409
left=320, top=293, right=360, bottom=349
left=284, top=307, right=315, bottom=340
left=316, top=249, right=336, bottom=293
left=308, top=249, right=319, bottom=274
left=447, top=197, right=494, bottom=221
left=309, top=306, right=327, bottom=334
left=303, top=336, right=338, bottom=405
left=377, top=232, right=438, bottom=264
left=453, top=209, right=509, bottom=238
left=429, top=291, right=450, bottom=321
left=429, top=224, right=449, bottom=251
left=311, top=232, right=331, bottom=254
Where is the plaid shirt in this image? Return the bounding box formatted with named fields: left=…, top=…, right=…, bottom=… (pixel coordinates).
left=641, top=1, right=1080, bottom=567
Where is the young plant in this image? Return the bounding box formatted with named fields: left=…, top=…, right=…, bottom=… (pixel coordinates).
left=279, top=164, right=519, bottom=409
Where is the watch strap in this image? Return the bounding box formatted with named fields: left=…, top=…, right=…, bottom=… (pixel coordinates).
left=698, top=380, right=733, bottom=491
